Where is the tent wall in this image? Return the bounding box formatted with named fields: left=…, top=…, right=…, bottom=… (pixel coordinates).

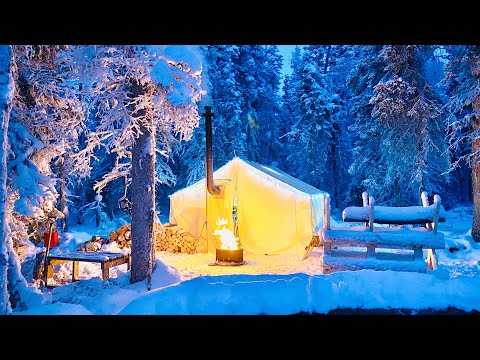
left=235, top=160, right=314, bottom=255
left=169, top=157, right=326, bottom=256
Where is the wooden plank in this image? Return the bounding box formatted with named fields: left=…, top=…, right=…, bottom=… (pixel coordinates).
left=323, top=254, right=427, bottom=274
left=342, top=205, right=446, bottom=224
left=47, top=251, right=129, bottom=262
left=106, top=257, right=130, bottom=267
left=322, top=229, right=445, bottom=249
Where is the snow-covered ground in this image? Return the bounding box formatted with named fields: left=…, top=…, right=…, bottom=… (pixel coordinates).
left=13, top=205, right=480, bottom=315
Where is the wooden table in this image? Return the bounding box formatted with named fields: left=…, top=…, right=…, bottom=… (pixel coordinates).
left=46, top=251, right=131, bottom=286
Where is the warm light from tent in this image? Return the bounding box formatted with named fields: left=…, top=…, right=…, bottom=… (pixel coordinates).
left=214, top=217, right=240, bottom=250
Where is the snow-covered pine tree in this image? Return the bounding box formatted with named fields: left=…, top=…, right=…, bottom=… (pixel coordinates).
left=65, top=45, right=204, bottom=283
left=443, top=45, right=480, bottom=241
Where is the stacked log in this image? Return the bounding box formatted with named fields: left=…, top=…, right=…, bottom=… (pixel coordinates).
left=154, top=223, right=198, bottom=254
left=109, top=224, right=132, bottom=249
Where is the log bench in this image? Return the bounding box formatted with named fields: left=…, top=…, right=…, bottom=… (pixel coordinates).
left=318, top=191, right=446, bottom=274
left=46, top=251, right=131, bottom=287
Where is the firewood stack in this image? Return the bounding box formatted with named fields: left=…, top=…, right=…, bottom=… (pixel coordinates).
left=109, top=224, right=132, bottom=249
left=154, top=223, right=198, bottom=254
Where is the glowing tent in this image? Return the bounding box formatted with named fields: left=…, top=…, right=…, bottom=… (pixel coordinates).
left=168, top=157, right=329, bottom=256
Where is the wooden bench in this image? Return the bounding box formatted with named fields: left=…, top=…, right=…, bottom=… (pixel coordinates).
left=318, top=191, right=446, bottom=274
left=46, top=251, right=131, bottom=287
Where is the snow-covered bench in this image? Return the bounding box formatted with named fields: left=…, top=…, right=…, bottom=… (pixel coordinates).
left=319, top=191, right=446, bottom=274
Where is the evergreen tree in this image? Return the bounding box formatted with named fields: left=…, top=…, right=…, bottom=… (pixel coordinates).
left=443, top=45, right=480, bottom=241
left=286, top=45, right=335, bottom=189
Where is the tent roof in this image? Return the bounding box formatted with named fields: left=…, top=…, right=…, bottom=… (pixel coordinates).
left=171, top=157, right=328, bottom=197
left=240, top=158, right=327, bottom=196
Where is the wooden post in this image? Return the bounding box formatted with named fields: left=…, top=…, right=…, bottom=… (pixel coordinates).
left=362, top=191, right=369, bottom=207
left=366, top=245, right=375, bottom=257
left=420, top=191, right=432, bottom=231
left=101, top=263, right=110, bottom=280
left=362, top=192, right=369, bottom=227
left=72, top=261, right=79, bottom=281
left=323, top=194, right=331, bottom=230
left=46, top=259, right=54, bottom=287
left=432, top=195, right=441, bottom=235
left=368, top=196, right=375, bottom=232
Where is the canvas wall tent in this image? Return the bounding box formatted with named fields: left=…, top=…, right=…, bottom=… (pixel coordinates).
left=169, top=157, right=329, bottom=256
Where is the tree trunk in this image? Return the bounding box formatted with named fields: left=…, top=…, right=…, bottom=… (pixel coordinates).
left=471, top=97, right=480, bottom=242
left=59, top=156, right=68, bottom=232
left=0, top=46, right=14, bottom=314
left=129, top=81, right=156, bottom=284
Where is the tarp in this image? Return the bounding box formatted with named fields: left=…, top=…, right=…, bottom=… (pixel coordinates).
left=169, top=157, right=328, bottom=256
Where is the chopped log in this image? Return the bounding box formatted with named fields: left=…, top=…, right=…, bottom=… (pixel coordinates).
left=85, top=241, right=101, bottom=252
left=110, top=231, right=117, bottom=241
left=124, top=230, right=131, bottom=240
left=117, top=234, right=125, bottom=243
left=117, top=226, right=126, bottom=236
left=91, top=235, right=104, bottom=242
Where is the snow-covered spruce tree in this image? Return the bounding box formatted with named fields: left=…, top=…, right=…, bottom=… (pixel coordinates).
left=347, top=46, right=386, bottom=205
left=285, top=45, right=335, bottom=189
left=66, top=45, right=204, bottom=283
left=322, top=45, right=360, bottom=209
left=369, top=45, right=449, bottom=206
left=235, top=45, right=267, bottom=162
left=443, top=45, right=480, bottom=241
left=253, top=45, right=283, bottom=166
left=280, top=46, right=303, bottom=172
left=203, top=45, right=243, bottom=166
left=348, top=46, right=449, bottom=206
left=172, top=45, right=243, bottom=191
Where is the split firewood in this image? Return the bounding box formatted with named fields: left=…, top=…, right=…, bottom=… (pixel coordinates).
left=84, top=241, right=101, bottom=252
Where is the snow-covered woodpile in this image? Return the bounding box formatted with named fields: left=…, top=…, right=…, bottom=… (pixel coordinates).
left=109, top=224, right=132, bottom=249
left=77, top=235, right=110, bottom=252
left=154, top=223, right=198, bottom=254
